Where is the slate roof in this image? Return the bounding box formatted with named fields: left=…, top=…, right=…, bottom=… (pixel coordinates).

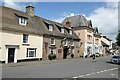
left=0, top=6, right=79, bottom=40
left=62, top=15, right=90, bottom=27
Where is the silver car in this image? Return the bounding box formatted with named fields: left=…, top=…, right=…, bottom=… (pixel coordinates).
left=111, top=55, right=120, bottom=64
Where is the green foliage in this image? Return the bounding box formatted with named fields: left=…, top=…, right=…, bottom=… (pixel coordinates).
left=116, top=31, right=120, bottom=46
left=52, top=54, right=56, bottom=60
left=48, top=54, right=56, bottom=60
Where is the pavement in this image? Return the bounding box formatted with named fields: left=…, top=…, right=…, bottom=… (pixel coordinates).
left=1, top=57, right=89, bottom=68
left=1, top=55, right=120, bottom=79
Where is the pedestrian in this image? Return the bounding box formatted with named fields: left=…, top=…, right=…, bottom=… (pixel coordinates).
left=92, top=54, right=96, bottom=62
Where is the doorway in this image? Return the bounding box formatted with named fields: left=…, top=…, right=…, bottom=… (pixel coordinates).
left=8, top=48, right=15, bottom=63
left=63, top=48, right=68, bottom=59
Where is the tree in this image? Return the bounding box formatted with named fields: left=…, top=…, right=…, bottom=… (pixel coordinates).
left=116, top=30, right=120, bottom=46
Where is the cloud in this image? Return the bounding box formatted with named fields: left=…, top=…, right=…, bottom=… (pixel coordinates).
left=53, top=2, right=118, bottom=42
left=52, top=13, right=77, bottom=23
left=86, top=2, right=118, bottom=42
left=4, top=1, right=26, bottom=11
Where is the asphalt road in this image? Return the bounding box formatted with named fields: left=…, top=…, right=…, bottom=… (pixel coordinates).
left=1, top=56, right=120, bottom=79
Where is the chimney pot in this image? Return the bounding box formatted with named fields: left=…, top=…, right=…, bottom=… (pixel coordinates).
left=66, top=20, right=71, bottom=27
left=26, top=4, right=34, bottom=17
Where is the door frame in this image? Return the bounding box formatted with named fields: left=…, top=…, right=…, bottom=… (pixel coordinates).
left=5, top=45, right=19, bottom=64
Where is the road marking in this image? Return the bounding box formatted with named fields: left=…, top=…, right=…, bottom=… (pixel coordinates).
left=86, top=74, right=91, bottom=76
left=96, top=72, right=100, bottom=74
left=100, top=71, right=104, bottom=72
left=72, top=76, right=78, bottom=78
left=90, top=73, right=95, bottom=75
left=111, top=73, right=119, bottom=79
left=103, top=70, right=107, bottom=72
left=78, top=75, right=85, bottom=77
left=72, top=67, right=118, bottom=78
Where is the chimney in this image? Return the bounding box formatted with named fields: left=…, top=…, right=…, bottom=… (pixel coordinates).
left=26, top=4, right=34, bottom=17
left=66, top=20, right=71, bottom=27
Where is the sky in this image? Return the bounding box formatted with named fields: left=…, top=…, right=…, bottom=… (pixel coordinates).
left=0, top=0, right=119, bottom=43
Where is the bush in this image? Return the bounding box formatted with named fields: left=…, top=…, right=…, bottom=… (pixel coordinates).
left=48, top=54, right=56, bottom=60
left=52, top=54, right=56, bottom=60
left=71, top=54, right=74, bottom=58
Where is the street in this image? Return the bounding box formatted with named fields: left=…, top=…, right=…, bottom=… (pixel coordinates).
left=1, top=56, right=120, bottom=79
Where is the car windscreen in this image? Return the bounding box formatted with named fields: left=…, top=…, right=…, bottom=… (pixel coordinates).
left=112, top=56, right=120, bottom=58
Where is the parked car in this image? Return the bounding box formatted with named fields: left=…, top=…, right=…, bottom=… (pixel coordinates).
left=111, top=55, right=120, bottom=64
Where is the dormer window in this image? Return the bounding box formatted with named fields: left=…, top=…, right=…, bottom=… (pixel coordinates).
left=61, top=28, right=64, bottom=33
left=69, top=30, right=73, bottom=35
left=17, top=16, right=27, bottom=26
left=49, top=25, right=53, bottom=31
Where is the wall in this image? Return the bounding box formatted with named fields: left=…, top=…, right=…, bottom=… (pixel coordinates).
left=42, top=37, right=63, bottom=60
left=74, top=29, right=85, bottom=57
left=42, top=36, right=80, bottom=60
left=0, top=30, right=43, bottom=62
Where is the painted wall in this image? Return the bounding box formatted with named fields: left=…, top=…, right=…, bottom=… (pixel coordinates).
left=93, top=36, right=102, bottom=54
left=0, top=30, right=43, bottom=62
left=74, top=28, right=95, bottom=57
left=74, top=29, right=85, bottom=57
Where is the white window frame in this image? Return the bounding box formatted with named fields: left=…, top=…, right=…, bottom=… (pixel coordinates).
left=69, top=30, right=72, bottom=35
left=23, top=34, right=29, bottom=43
left=49, top=25, right=53, bottom=31
left=49, top=48, right=56, bottom=54
left=71, top=41, right=74, bottom=46
left=19, top=17, right=27, bottom=26
left=72, top=48, right=74, bottom=54
left=64, top=40, right=68, bottom=46
left=61, top=28, right=64, bottom=33
left=27, top=48, right=36, bottom=57
left=51, top=37, right=55, bottom=45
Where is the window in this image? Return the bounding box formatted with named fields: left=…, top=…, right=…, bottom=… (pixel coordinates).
left=71, top=41, right=74, bottom=46
left=61, top=28, right=64, bottom=33
left=95, top=39, right=99, bottom=42
left=51, top=38, right=55, bottom=45
left=64, top=40, right=68, bottom=46
left=69, top=30, right=72, bottom=35
left=87, top=35, right=92, bottom=40
left=72, top=49, right=74, bottom=54
left=95, top=39, right=99, bottom=44
left=49, top=25, right=53, bottom=31
left=49, top=48, right=56, bottom=54
left=23, top=34, right=28, bottom=43
left=27, top=48, right=36, bottom=57
left=18, top=17, right=27, bottom=26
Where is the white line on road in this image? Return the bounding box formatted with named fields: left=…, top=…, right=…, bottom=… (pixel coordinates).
left=72, top=76, right=78, bottom=78
left=78, top=75, right=85, bottom=77
left=96, top=72, right=100, bottom=74
left=72, top=67, right=118, bottom=78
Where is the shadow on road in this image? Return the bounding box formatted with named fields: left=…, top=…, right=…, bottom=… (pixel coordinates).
left=106, top=61, right=120, bottom=65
